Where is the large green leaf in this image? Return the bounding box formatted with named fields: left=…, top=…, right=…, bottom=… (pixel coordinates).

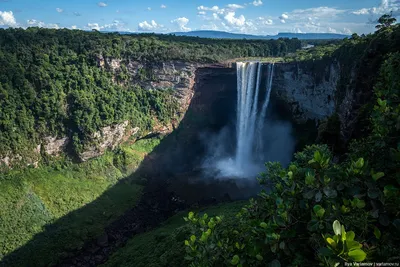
left=372, top=172, right=385, bottom=181
left=231, top=255, right=240, bottom=265
left=348, top=249, right=366, bottom=262
left=313, top=205, right=325, bottom=218
left=323, top=186, right=337, bottom=198
left=346, top=231, right=355, bottom=241
left=333, top=220, right=341, bottom=236
left=384, top=185, right=399, bottom=198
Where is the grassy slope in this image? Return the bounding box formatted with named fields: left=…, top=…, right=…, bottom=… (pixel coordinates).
left=103, top=201, right=247, bottom=267
left=0, top=137, right=160, bottom=265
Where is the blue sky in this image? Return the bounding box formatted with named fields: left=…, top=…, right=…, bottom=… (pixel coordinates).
left=0, top=0, right=399, bottom=34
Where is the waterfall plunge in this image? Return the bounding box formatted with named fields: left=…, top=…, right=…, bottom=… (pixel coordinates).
left=214, top=61, right=275, bottom=178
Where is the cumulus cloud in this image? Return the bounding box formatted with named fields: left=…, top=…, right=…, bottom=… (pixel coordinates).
left=160, top=4, right=167, bottom=9
left=252, top=0, right=263, bottom=6
left=98, top=2, right=107, bottom=7
left=87, top=23, right=101, bottom=30
left=71, top=25, right=78, bottom=30
left=198, top=11, right=206, bottom=15
left=171, top=17, right=191, bottom=31
left=85, top=20, right=129, bottom=31
left=224, top=12, right=246, bottom=26
left=147, top=7, right=152, bottom=11
left=27, top=19, right=59, bottom=29
left=258, top=17, right=273, bottom=25
left=353, top=0, right=399, bottom=15
left=56, top=8, right=63, bottom=13
left=138, top=20, right=160, bottom=31
left=279, top=13, right=288, bottom=23
left=0, top=11, right=17, bottom=27
left=226, top=4, right=244, bottom=10
left=197, top=5, right=223, bottom=13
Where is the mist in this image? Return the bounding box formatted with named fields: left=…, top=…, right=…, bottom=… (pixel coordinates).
left=199, top=62, right=295, bottom=181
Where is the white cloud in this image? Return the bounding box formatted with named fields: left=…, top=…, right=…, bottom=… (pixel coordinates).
left=84, top=20, right=130, bottom=31
left=160, top=4, right=167, bottom=9
left=147, top=7, right=152, bottom=11
left=98, top=2, right=107, bottom=7
left=56, top=8, right=63, bottom=13
left=353, top=0, right=400, bottom=15
left=252, top=0, right=263, bottom=7
left=27, top=19, right=44, bottom=27
left=197, top=5, right=223, bottom=13
left=258, top=17, right=273, bottom=25
left=71, top=25, right=77, bottom=30
left=224, top=12, right=246, bottom=26
left=87, top=23, right=101, bottom=31
left=279, top=13, right=288, bottom=23
left=0, top=11, right=17, bottom=27
left=138, top=20, right=160, bottom=31
left=226, top=4, right=244, bottom=10
left=171, top=17, right=191, bottom=31
left=280, top=13, right=289, bottom=19
left=291, top=7, right=346, bottom=18
left=353, top=8, right=370, bottom=15
left=27, top=19, right=59, bottom=29
left=198, top=11, right=206, bottom=15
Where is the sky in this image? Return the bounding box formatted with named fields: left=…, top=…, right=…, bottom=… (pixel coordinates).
left=0, top=0, right=399, bottom=35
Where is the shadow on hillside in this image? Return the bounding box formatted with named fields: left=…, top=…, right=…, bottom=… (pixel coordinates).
left=1, top=66, right=256, bottom=267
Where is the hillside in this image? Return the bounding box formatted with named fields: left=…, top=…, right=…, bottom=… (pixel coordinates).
left=170, top=30, right=349, bottom=40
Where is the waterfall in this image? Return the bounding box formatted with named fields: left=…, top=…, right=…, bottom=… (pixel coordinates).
left=207, top=61, right=276, bottom=179
left=234, top=61, right=275, bottom=174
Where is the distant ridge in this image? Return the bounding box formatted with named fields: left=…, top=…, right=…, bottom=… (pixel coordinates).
left=168, top=30, right=349, bottom=40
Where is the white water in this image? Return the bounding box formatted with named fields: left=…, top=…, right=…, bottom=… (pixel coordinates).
left=212, top=61, right=275, bottom=178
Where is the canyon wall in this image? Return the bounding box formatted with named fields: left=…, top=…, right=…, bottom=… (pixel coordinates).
left=271, top=61, right=340, bottom=122
left=0, top=57, right=355, bottom=169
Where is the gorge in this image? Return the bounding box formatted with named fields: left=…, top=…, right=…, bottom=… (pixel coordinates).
left=0, top=25, right=399, bottom=267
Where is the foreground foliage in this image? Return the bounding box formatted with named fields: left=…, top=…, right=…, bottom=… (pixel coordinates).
left=184, top=52, right=400, bottom=266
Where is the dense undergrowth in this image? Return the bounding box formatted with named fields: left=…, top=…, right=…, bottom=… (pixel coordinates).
left=102, top=201, right=247, bottom=267
left=0, top=137, right=161, bottom=266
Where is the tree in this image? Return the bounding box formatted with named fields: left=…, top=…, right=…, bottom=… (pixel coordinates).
left=375, top=13, right=397, bottom=31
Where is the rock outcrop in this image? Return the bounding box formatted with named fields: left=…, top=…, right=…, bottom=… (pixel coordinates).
left=271, top=61, right=340, bottom=122
left=79, top=121, right=140, bottom=162
left=44, top=136, right=69, bottom=156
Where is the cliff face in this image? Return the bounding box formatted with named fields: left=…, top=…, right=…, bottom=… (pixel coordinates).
left=0, top=61, right=202, bottom=168
left=0, top=57, right=359, bottom=169
left=271, top=61, right=340, bottom=122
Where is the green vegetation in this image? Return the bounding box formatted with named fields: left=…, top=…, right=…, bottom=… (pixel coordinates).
left=0, top=28, right=301, bottom=162
left=102, top=201, right=247, bottom=267
left=0, top=137, right=161, bottom=266
left=183, top=20, right=400, bottom=266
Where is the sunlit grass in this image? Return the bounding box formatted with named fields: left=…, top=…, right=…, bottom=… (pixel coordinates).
left=0, top=137, right=162, bottom=266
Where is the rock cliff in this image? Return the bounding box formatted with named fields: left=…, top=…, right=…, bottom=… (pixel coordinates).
left=271, top=61, right=340, bottom=122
